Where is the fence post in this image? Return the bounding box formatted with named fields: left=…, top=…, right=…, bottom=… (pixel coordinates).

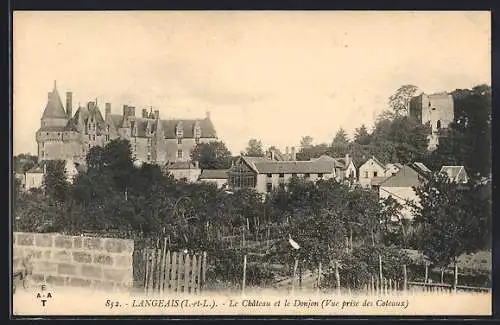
left=144, top=250, right=150, bottom=294
left=170, top=252, right=177, bottom=292
left=453, top=262, right=458, bottom=293
left=202, top=252, right=207, bottom=290
left=425, top=262, right=429, bottom=283
left=191, top=254, right=197, bottom=294
left=403, top=264, right=408, bottom=292
left=160, top=238, right=167, bottom=294
left=292, top=257, right=299, bottom=294
left=378, top=254, right=383, bottom=286
left=242, top=254, right=247, bottom=295
left=316, top=262, right=322, bottom=295
left=184, top=254, right=191, bottom=294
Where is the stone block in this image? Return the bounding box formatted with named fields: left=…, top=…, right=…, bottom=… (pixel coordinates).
left=102, top=268, right=130, bottom=283
left=91, top=280, right=115, bottom=291
left=23, top=248, right=43, bottom=259
left=31, top=273, right=45, bottom=284
left=83, top=237, right=103, bottom=251
left=42, top=250, right=52, bottom=260
left=54, top=236, right=73, bottom=249
left=72, top=251, right=92, bottom=263
left=74, top=237, right=83, bottom=249
left=17, top=233, right=34, bottom=246
left=34, top=260, right=58, bottom=274
left=53, top=250, right=72, bottom=262
left=45, top=275, right=66, bottom=286
left=114, top=255, right=133, bottom=268
left=93, top=254, right=113, bottom=265
left=104, top=239, right=134, bottom=254
left=57, top=263, right=77, bottom=275
left=80, top=265, right=103, bottom=279
left=67, top=277, right=92, bottom=288
left=35, top=234, right=53, bottom=247
left=13, top=246, right=24, bottom=259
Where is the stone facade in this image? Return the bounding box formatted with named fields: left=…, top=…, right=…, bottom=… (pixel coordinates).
left=13, top=232, right=134, bottom=290
left=409, top=92, right=454, bottom=150
left=36, top=82, right=218, bottom=165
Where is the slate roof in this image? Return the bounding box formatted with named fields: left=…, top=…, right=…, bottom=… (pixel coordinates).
left=412, top=162, right=432, bottom=174
left=106, top=115, right=217, bottom=139
left=41, top=82, right=67, bottom=119
left=312, top=154, right=352, bottom=170
left=199, top=169, right=229, bottom=179
left=378, top=165, right=425, bottom=188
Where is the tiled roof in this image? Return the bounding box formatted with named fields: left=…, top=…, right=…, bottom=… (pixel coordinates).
left=412, top=162, right=432, bottom=174
left=378, top=165, right=425, bottom=188
left=199, top=169, right=229, bottom=179
left=312, top=155, right=352, bottom=170
left=37, top=126, right=67, bottom=132
left=41, top=83, right=67, bottom=119
left=362, top=156, right=387, bottom=170
left=371, top=176, right=389, bottom=185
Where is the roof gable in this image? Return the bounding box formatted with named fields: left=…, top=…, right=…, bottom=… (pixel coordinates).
left=440, top=166, right=468, bottom=183
left=378, top=165, right=425, bottom=188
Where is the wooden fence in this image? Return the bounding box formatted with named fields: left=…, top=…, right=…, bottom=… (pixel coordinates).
left=143, top=248, right=207, bottom=294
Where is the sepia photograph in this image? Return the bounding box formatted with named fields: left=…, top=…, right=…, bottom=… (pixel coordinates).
left=11, top=11, right=492, bottom=316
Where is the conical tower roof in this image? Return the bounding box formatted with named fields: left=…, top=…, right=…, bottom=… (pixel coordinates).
left=41, top=81, right=67, bottom=119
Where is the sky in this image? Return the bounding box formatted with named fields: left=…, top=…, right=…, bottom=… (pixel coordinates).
left=13, top=11, right=491, bottom=156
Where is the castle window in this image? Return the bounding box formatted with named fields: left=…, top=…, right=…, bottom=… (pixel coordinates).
left=318, top=173, right=323, bottom=178
left=437, top=120, right=441, bottom=129
left=279, top=173, right=284, bottom=178
left=365, top=171, right=369, bottom=178
left=105, top=135, right=110, bottom=141
left=195, top=137, right=200, bottom=144
left=177, top=150, right=183, bottom=159
left=176, top=123, right=184, bottom=138
left=92, top=135, right=96, bottom=141
left=266, top=183, right=273, bottom=193
left=177, top=138, right=182, bottom=145
left=373, top=171, right=378, bottom=177
left=147, top=153, right=151, bottom=162
left=267, top=173, right=272, bottom=178
left=107, top=125, right=110, bottom=132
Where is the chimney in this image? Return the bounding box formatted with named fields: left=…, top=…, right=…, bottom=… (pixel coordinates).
left=66, top=92, right=73, bottom=118
left=123, top=105, right=128, bottom=116
left=154, top=110, right=160, bottom=119
left=105, top=103, right=111, bottom=115
left=142, top=108, right=148, bottom=118
left=271, top=150, right=275, bottom=161
left=291, top=147, right=296, bottom=161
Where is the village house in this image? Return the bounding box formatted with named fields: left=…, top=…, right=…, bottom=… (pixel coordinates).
left=227, top=154, right=356, bottom=195
left=36, top=82, right=218, bottom=165
left=358, top=156, right=403, bottom=188
left=440, top=165, right=469, bottom=184
left=22, top=159, right=83, bottom=191
left=198, top=169, right=229, bottom=188
left=375, top=163, right=430, bottom=220
left=163, top=161, right=201, bottom=182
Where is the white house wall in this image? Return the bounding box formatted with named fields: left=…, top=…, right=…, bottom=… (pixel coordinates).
left=379, top=186, right=420, bottom=220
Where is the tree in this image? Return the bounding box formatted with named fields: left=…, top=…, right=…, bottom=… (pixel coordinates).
left=300, top=136, right=314, bottom=149
left=353, top=124, right=372, bottom=145
left=331, top=128, right=350, bottom=146
left=412, top=172, right=491, bottom=273
left=190, top=141, right=233, bottom=169
left=389, top=84, right=419, bottom=115
left=43, top=160, right=69, bottom=204
left=14, top=154, right=38, bottom=173
left=244, top=139, right=265, bottom=157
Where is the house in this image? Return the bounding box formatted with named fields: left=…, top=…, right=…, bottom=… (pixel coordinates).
left=164, top=161, right=201, bottom=182
left=198, top=169, right=229, bottom=188
left=227, top=155, right=356, bottom=195
left=440, top=166, right=469, bottom=184
left=36, top=81, right=218, bottom=164
left=25, top=165, right=46, bottom=190
left=265, top=146, right=297, bottom=161
left=376, top=164, right=429, bottom=220
left=358, top=157, right=403, bottom=188
left=311, top=154, right=357, bottom=183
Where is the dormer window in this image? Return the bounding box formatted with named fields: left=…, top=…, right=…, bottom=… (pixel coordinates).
left=176, top=122, right=184, bottom=139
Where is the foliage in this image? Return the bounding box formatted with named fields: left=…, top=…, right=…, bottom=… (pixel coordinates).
left=412, top=172, right=491, bottom=268
left=43, top=160, right=69, bottom=203
left=244, top=139, right=265, bottom=157
left=388, top=84, right=419, bottom=115
left=13, top=154, right=38, bottom=173
left=300, top=136, right=314, bottom=149
left=190, top=141, right=233, bottom=169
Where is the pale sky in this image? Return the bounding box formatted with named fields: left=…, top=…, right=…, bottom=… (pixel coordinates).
left=13, top=11, right=491, bottom=156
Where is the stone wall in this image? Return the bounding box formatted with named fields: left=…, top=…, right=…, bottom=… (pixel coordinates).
left=13, top=232, right=134, bottom=291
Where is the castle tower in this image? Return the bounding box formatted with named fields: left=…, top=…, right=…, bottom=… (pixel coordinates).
left=40, top=80, right=69, bottom=128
